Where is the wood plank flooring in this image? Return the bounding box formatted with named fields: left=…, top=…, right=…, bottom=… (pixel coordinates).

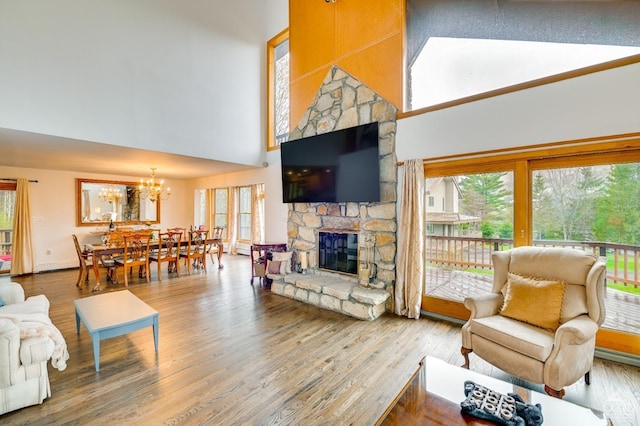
left=2, top=254, right=639, bottom=425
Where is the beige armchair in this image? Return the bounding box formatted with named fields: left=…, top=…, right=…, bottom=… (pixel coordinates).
left=461, top=246, right=606, bottom=398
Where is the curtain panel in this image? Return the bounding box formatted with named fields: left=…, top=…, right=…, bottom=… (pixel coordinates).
left=394, top=159, right=425, bottom=319
left=251, top=183, right=265, bottom=244
left=10, top=178, right=34, bottom=275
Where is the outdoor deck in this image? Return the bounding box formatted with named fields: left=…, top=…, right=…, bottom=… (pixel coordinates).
left=425, top=267, right=640, bottom=335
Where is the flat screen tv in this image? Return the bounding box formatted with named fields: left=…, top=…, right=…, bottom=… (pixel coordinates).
left=280, top=122, right=380, bottom=203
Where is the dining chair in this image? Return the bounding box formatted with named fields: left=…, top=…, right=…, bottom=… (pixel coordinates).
left=180, top=229, right=209, bottom=275
left=72, top=234, right=93, bottom=288
left=108, top=230, right=132, bottom=248
left=149, top=230, right=182, bottom=280
left=208, top=226, right=224, bottom=266
left=72, top=234, right=117, bottom=288
left=114, top=233, right=152, bottom=287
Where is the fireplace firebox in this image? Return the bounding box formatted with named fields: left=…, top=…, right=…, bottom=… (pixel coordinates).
left=318, top=230, right=358, bottom=276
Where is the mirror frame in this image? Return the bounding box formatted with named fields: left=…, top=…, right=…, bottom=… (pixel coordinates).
left=76, top=178, right=161, bottom=227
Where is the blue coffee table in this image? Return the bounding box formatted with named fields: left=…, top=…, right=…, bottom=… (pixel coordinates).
left=74, top=290, right=159, bottom=372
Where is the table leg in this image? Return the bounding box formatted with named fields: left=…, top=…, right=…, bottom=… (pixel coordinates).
left=152, top=315, right=159, bottom=353
left=91, top=332, right=101, bottom=372
left=75, top=309, right=81, bottom=334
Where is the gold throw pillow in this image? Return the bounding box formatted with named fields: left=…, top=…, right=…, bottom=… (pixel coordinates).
left=500, top=273, right=566, bottom=331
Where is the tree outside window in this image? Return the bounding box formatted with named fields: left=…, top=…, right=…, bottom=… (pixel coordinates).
left=213, top=188, right=228, bottom=239
left=0, top=182, right=16, bottom=273
left=238, top=186, right=252, bottom=241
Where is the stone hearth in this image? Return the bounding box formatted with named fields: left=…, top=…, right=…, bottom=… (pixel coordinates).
left=270, top=273, right=390, bottom=320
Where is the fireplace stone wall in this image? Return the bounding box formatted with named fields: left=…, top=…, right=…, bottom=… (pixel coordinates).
left=286, top=66, right=398, bottom=311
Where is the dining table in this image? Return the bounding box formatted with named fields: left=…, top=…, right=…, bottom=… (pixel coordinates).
left=86, top=237, right=224, bottom=291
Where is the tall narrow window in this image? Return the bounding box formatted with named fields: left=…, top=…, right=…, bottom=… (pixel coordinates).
left=267, top=29, right=289, bottom=150
left=238, top=186, right=252, bottom=241
left=213, top=188, right=229, bottom=239
left=0, top=182, right=16, bottom=274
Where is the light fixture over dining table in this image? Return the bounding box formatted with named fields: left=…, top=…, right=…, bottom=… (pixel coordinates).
left=139, top=167, right=171, bottom=202
left=98, top=185, right=123, bottom=204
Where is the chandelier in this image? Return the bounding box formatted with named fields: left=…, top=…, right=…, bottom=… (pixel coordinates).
left=98, top=185, right=123, bottom=204
left=139, top=167, right=171, bottom=202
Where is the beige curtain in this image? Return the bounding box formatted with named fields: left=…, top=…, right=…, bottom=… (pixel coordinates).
left=251, top=183, right=265, bottom=244
left=11, top=179, right=34, bottom=275
left=394, top=159, right=425, bottom=319
left=205, top=189, right=213, bottom=231
left=228, top=186, right=238, bottom=255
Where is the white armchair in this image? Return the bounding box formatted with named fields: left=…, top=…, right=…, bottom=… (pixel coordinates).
left=0, top=280, right=67, bottom=414
left=461, top=246, right=606, bottom=398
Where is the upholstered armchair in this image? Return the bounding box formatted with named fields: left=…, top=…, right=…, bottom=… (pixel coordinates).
left=461, top=246, right=607, bottom=398
left=0, top=280, right=68, bottom=414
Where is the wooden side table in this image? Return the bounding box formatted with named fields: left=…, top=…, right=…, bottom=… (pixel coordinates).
left=250, top=242, right=287, bottom=284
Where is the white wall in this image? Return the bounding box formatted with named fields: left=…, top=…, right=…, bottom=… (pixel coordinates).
left=0, top=165, right=190, bottom=272
left=0, top=0, right=288, bottom=168
left=397, top=61, right=640, bottom=161
left=187, top=149, right=288, bottom=253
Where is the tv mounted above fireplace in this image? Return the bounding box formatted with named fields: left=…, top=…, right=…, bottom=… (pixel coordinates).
left=280, top=122, right=380, bottom=203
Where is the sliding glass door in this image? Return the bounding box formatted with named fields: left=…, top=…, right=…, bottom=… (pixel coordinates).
left=422, top=138, right=640, bottom=355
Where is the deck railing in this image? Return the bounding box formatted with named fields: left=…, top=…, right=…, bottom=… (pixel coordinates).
left=0, top=228, right=11, bottom=255
left=426, top=236, right=640, bottom=288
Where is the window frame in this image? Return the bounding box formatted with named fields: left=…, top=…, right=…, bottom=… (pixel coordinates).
left=267, top=28, right=289, bottom=151
left=211, top=188, right=229, bottom=240
left=422, top=132, right=640, bottom=356
left=0, top=181, right=16, bottom=274
left=237, top=185, right=252, bottom=242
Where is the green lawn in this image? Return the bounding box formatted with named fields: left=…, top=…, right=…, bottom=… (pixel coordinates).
left=607, top=281, right=640, bottom=295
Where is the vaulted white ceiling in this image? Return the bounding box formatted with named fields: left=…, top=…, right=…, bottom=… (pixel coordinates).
left=0, top=0, right=288, bottom=179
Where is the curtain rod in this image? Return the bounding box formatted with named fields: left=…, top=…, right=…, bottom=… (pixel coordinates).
left=0, top=178, right=39, bottom=183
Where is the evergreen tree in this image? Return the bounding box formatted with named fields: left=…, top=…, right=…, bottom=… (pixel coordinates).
left=593, top=163, right=640, bottom=245
left=459, top=173, right=511, bottom=225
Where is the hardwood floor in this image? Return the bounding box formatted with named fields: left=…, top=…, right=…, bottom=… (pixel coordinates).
left=2, top=255, right=640, bottom=425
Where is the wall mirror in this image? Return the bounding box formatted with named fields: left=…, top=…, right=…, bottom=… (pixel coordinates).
left=76, top=178, right=160, bottom=226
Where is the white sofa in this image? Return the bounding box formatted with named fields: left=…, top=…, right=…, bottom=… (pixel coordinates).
left=0, top=279, right=68, bottom=414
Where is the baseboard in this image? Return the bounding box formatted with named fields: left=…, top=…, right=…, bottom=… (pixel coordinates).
left=421, top=310, right=466, bottom=326
left=595, top=347, right=640, bottom=367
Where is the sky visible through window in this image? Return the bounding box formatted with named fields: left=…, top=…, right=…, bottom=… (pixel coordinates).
left=411, top=37, right=640, bottom=110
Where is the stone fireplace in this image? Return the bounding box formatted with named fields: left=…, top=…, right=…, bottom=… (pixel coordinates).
left=273, top=66, right=398, bottom=317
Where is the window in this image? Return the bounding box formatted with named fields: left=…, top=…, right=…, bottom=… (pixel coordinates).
left=196, top=189, right=207, bottom=229
left=406, top=0, right=640, bottom=111
left=237, top=186, right=252, bottom=241
left=212, top=188, right=228, bottom=239
left=422, top=135, right=640, bottom=355
left=267, top=29, right=290, bottom=150
left=0, top=182, right=16, bottom=274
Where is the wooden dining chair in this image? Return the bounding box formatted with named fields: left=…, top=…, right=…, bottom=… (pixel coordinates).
left=73, top=234, right=117, bottom=288
left=149, top=230, right=182, bottom=280
left=72, top=234, right=93, bottom=288
left=114, top=233, right=151, bottom=287
left=180, top=229, right=209, bottom=275
left=208, top=226, right=224, bottom=266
